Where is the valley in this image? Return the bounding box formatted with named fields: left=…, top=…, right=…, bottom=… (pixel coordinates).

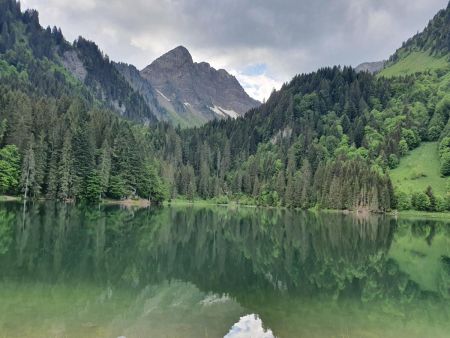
left=0, top=0, right=450, bottom=213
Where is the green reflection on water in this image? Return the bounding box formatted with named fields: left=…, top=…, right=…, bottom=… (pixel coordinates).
left=0, top=202, right=449, bottom=338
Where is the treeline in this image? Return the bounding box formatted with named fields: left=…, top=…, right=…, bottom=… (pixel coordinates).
left=0, top=0, right=166, bottom=204
left=1, top=0, right=450, bottom=212
left=152, top=66, right=450, bottom=211
left=0, top=88, right=166, bottom=203
left=389, top=1, right=450, bottom=62
left=0, top=0, right=158, bottom=122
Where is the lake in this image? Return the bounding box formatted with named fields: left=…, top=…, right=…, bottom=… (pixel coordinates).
left=0, top=202, right=449, bottom=338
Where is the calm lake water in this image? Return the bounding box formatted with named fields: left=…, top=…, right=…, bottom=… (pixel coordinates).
left=0, top=202, right=449, bottom=338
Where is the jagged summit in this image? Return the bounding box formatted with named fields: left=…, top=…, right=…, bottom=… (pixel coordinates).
left=139, top=46, right=260, bottom=126
left=146, top=46, right=194, bottom=71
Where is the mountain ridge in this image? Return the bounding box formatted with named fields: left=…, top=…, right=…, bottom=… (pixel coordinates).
left=140, top=45, right=260, bottom=126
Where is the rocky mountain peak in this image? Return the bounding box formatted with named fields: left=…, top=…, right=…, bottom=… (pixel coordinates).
left=146, top=45, right=193, bottom=71
left=139, top=46, right=260, bottom=126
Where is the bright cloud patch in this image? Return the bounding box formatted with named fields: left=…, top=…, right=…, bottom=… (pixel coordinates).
left=232, top=69, right=283, bottom=103
left=224, top=314, right=276, bottom=338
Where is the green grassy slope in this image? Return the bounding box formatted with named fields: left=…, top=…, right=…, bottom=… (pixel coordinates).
left=390, top=142, right=448, bottom=196
left=379, top=51, right=449, bottom=78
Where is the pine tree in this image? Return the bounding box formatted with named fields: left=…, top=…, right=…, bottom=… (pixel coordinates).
left=98, top=140, right=111, bottom=194
left=187, top=180, right=196, bottom=201
left=58, top=132, right=73, bottom=201
left=0, top=145, right=20, bottom=194
left=299, top=159, right=312, bottom=208
left=83, top=170, right=102, bottom=203
left=275, top=169, right=286, bottom=204
left=46, top=151, right=59, bottom=199
left=21, top=137, right=36, bottom=200
left=33, top=131, right=47, bottom=196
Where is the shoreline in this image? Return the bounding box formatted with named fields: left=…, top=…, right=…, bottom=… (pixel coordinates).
left=102, top=198, right=151, bottom=207
left=1, top=196, right=449, bottom=219
left=0, top=195, right=21, bottom=201
left=166, top=198, right=450, bottom=219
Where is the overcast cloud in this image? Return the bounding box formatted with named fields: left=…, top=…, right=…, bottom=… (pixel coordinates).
left=21, top=0, right=448, bottom=101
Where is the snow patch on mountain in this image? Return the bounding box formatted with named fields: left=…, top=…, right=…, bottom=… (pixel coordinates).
left=209, top=105, right=239, bottom=119
left=156, top=89, right=171, bottom=102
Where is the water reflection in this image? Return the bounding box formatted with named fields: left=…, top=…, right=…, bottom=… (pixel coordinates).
left=225, top=314, right=275, bottom=338
left=0, top=202, right=449, bottom=337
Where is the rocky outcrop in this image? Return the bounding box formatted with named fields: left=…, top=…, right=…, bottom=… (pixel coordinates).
left=114, top=62, right=168, bottom=122
left=355, top=61, right=386, bottom=74
left=140, top=46, right=260, bottom=124
left=60, top=50, right=87, bottom=82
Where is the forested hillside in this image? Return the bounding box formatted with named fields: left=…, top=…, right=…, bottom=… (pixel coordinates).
left=0, top=0, right=450, bottom=212
left=0, top=0, right=166, bottom=203
left=154, top=31, right=450, bottom=212
left=144, top=2, right=450, bottom=212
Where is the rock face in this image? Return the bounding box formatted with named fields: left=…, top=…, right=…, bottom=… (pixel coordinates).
left=114, top=62, right=168, bottom=122
left=60, top=51, right=87, bottom=82
left=355, top=61, right=386, bottom=74
left=140, top=46, right=260, bottom=125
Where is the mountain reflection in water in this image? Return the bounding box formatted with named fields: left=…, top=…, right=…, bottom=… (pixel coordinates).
left=0, top=202, right=449, bottom=337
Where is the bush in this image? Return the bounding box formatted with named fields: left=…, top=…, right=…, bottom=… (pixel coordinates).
left=428, top=125, right=443, bottom=141
left=411, top=191, right=431, bottom=211
left=388, top=154, right=399, bottom=169
left=425, top=186, right=436, bottom=211
left=444, top=193, right=450, bottom=211
left=439, top=137, right=450, bottom=156
left=396, top=191, right=411, bottom=210
left=435, top=196, right=446, bottom=212
left=401, top=129, right=419, bottom=149
left=213, top=195, right=229, bottom=204
left=441, top=151, right=450, bottom=176
left=399, top=139, right=409, bottom=156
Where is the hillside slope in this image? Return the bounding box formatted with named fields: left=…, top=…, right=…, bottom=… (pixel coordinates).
left=390, top=142, right=448, bottom=196
left=0, top=0, right=159, bottom=123
left=381, top=2, right=450, bottom=77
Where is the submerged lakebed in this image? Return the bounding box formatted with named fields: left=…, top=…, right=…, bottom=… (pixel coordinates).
left=0, top=202, right=449, bottom=338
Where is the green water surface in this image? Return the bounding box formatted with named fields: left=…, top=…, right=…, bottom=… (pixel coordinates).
left=0, top=202, right=449, bottom=338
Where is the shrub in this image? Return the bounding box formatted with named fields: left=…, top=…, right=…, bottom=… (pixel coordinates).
left=401, top=129, right=419, bottom=149
left=435, top=196, right=446, bottom=212
left=399, top=139, right=409, bottom=156
left=411, top=191, right=431, bottom=211
left=388, top=154, right=399, bottom=169
left=441, top=151, right=450, bottom=176
left=396, top=191, right=411, bottom=210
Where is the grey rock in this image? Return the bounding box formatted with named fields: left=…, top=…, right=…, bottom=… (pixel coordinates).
left=60, top=50, right=87, bottom=82
left=355, top=61, right=386, bottom=74
left=140, top=46, right=260, bottom=124
left=114, top=62, right=169, bottom=122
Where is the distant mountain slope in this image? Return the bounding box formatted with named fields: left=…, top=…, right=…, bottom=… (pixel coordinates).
left=380, top=2, right=450, bottom=77
left=113, top=62, right=169, bottom=122
left=355, top=61, right=385, bottom=74
left=140, top=46, right=260, bottom=126
left=114, top=61, right=203, bottom=127
left=0, top=0, right=159, bottom=123
left=392, top=2, right=450, bottom=58
left=67, top=38, right=158, bottom=123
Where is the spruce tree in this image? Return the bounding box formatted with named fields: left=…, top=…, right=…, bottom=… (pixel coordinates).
left=21, top=137, right=36, bottom=200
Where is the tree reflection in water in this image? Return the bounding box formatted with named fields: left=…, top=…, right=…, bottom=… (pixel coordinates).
left=0, top=202, right=449, bottom=337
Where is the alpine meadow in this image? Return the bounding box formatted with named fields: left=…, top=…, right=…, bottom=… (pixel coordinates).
left=0, top=0, right=450, bottom=337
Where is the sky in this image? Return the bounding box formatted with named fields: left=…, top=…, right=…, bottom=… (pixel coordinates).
left=21, top=0, right=449, bottom=102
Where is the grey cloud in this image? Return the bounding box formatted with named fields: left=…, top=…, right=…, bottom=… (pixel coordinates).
left=22, top=0, right=449, bottom=100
